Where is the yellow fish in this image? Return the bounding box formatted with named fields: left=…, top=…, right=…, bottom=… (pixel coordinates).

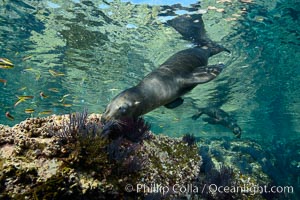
left=62, top=104, right=72, bottom=107
left=0, top=58, right=14, bottom=69
left=14, top=98, right=26, bottom=107
left=17, top=95, right=34, bottom=100
left=14, top=95, right=34, bottom=107
left=22, top=55, right=33, bottom=61
left=25, top=108, right=35, bottom=114
left=49, top=69, right=64, bottom=77
left=18, top=87, right=27, bottom=91
left=58, top=94, right=70, bottom=102
left=23, top=68, right=37, bottom=72
left=39, top=110, right=52, bottom=115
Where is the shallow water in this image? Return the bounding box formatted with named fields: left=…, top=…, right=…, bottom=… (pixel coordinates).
left=1, top=0, right=299, bottom=140
left=0, top=0, right=299, bottom=197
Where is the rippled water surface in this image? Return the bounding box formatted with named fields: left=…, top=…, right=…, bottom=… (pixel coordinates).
left=0, top=0, right=299, bottom=141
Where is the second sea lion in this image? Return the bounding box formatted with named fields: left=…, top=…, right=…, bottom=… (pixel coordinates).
left=192, top=107, right=242, bottom=138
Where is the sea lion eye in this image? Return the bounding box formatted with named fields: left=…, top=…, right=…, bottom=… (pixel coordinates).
left=118, top=106, right=127, bottom=114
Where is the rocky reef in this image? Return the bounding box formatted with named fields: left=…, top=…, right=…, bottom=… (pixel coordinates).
left=0, top=112, right=285, bottom=199
left=0, top=113, right=201, bottom=199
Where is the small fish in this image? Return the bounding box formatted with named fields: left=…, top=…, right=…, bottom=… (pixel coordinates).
left=58, top=94, right=70, bottom=102
left=40, top=92, right=48, bottom=98
left=22, top=55, right=33, bottom=61
left=0, top=79, right=7, bottom=85
left=5, top=111, right=14, bottom=120
left=103, top=80, right=113, bottom=83
left=0, top=58, right=14, bottom=69
left=48, top=88, right=59, bottom=93
left=0, top=64, right=14, bottom=69
left=62, top=104, right=72, bottom=107
left=25, top=108, right=35, bottom=113
left=39, top=110, right=52, bottom=115
left=22, top=68, right=37, bottom=72
left=14, top=96, right=34, bottom=107
left=17, top=95, right=34, bottom=100
left=109, top=88, right=119, bottom=91
left=49, top=69, right=65, bottom=77
left=14, top=98, right=26, bottom=107
left=18, top=87, right=27, bottom=91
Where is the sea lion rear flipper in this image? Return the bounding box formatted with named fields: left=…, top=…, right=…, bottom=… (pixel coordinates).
left=164, top=97, right=184, bottom=109
left=167, top=14, right=206, bottom=44
left=167, top=14, right=230, bottom=56
left=183, top=64, right=225, bottom=85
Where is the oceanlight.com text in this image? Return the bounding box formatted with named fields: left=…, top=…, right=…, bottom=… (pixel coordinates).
left=125, top=183, right=294, bottom=196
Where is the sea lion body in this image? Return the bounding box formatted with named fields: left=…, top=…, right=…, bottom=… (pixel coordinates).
left=102, top=47, right=226, bottom=122
left=192, top=107, right=242, bottom=138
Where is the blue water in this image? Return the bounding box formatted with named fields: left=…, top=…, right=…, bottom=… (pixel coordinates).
left=0, top=0, right=299, bottom=198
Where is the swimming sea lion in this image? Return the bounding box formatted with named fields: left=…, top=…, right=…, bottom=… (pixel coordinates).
left=192, top=107, right=242, bottom=138
left=102, top=46, right=228, bottom=123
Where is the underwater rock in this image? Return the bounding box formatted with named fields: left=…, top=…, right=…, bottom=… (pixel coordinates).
left=196, top=138, right=288, bottom=200
left=0, top=113, right=281, bottom=199
left=0, top=114, right=201, bottom=199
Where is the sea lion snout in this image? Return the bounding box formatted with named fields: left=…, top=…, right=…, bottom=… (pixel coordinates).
left=101, top=104, right=124, bottom=123
left=102, top=88, right=143, bottom=122
left=101, top=108, right=111, bottom=124
left=101, top=97, right=132, bottom=123
left=101, top=107, right=109, bottom=124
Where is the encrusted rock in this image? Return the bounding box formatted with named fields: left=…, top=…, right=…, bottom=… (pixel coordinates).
left=0, top=114, right=202, bottom=199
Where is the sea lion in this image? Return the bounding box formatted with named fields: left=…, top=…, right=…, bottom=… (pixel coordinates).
left=102, top=46, right=228, bottom=123
left=192, top=107, right=242, bottom=138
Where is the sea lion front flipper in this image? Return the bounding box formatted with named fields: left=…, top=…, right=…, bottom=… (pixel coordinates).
left=183, top=64, right=225, bottom=85
left=192, top=113, right=201, bottom=120
left=164, top=97, right=184, bottom=109
left=192, top=108, right=205, bottom=120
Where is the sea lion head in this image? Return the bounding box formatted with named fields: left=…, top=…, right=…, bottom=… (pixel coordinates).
left=232, top=126, right=242, bottom=138
left=101, top=88, right=141, bottom=123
